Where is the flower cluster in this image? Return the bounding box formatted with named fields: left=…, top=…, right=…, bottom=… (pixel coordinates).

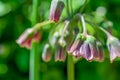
left=16, top=0, right=120, bottom=63
left=67, top=33, right=104, bottom=62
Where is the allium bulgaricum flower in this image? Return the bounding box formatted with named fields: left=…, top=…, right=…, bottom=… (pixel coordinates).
left=80, top=35, right=104, bottom=62
left=16, top=28, right=41, bottom=49
left=42, top=43, right=52, bottom=62
left=42, top=37, right=66, bottom=62
left=49, top=0, right=65, bottom=22
left=42, top=21, right=69, bottom=62
left=67, top=34, right=84, bottom=57
left=67, top=33, right=104, bottom=62
left=107, top=35, right=120, bottom=63
left=55, top=44, right=66, bottom=62
left=96, top=42, right=104, bottom=62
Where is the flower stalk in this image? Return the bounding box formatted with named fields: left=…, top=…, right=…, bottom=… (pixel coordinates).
left=30, top=0, right=39, bottom=80
left=30, top=41, right=39, bottom=80
left=67, top=55, right=74, bottom=80
left=80, top=15, right=87, bottom=35
left=33, top=20, right=54, bottom=30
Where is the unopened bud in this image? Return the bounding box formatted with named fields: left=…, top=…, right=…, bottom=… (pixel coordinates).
left=49, top=0, right=65, bottom=22
left=42, top=43, right=52, bottom=62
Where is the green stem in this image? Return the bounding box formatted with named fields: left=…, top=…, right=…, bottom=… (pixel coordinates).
left=33, top=20, right=54, bottom=30
left=30, top=41, right=39, bottom=80
left=99, top=27, right=112, bottom=37
left=31, top=0, right=39, bottom=25
left=67, top=55, right=74, bottom=80
left=80, top=15, right=87, bottom=35
left=67, top=0, right=74, bottom=79
left=30, top=0, right=39, bottom=80
left=85, top=20, right=112, bottom=37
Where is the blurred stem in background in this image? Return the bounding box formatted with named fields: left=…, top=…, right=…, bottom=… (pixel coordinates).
left=30, top=0, right=39, bottom=80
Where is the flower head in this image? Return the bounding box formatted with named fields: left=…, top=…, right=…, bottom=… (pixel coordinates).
left=16, top=28, right=41, bottom=49
left=107, top=36, right=120, bottom=63
left=49, top=0, right=65, bottom=22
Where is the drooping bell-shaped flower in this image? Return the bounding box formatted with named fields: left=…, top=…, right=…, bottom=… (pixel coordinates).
left=16, top=28, right=41, bottom=49
left=96, top=42, right=104, bottom=62
left=42, top=43, right=52, bottom=62
left=80, top=35, right=100, bottom=61
left=55, top=45, right=66, bottom=62
left=49, top=0, right=65, bottom=22
left=67, top=34, right=84, bottom=58
left=107, top=35, right=120, bottom=63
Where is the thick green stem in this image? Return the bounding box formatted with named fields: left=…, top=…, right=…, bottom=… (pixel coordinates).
left=67, top=55, right=74, bottom=80
left=30, top=0, right=39, bottom=80
left=30, top=41, right=39, bottom=80
left=31, top=0, right=39, bottom=25
left=67, top=0, right=74, bottom=79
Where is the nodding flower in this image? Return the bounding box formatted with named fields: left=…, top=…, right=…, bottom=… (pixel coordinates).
left=42, top=43, right=52, bottom=62
left=96, top=42, right=104, bottom=62
left=80, top=35, right=99, bottom=61
left=67, top=34, right=84, bottom=58
left=67, top=33, right=104, bottom=62
left=49, top=0, right=65, bottom=22
left=16, top=28, right=41, bottom=49
left=107, top=35, right=120, bottom=63
left=55, top=44, right=66, bottom=62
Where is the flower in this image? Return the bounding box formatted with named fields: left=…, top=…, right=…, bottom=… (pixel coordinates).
left=80, top=35, right=99, bottom=61
left=16, top=28, right=41, bottom=49
left=55, top=45, right=66, bottom=62
left=42, top=43, right=52, bottom=62
left=107, top=36, right=120, bottom=63
left=67, top=33, right=104, bottom=62
left=96, top=42, right=104, bottom=62
left=67, top=34, right=84, bottom=58
left=49, top=0, right=65, bottom=22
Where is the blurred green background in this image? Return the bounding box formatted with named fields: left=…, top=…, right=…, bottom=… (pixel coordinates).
left=0, top=0, right=120, bottom=80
